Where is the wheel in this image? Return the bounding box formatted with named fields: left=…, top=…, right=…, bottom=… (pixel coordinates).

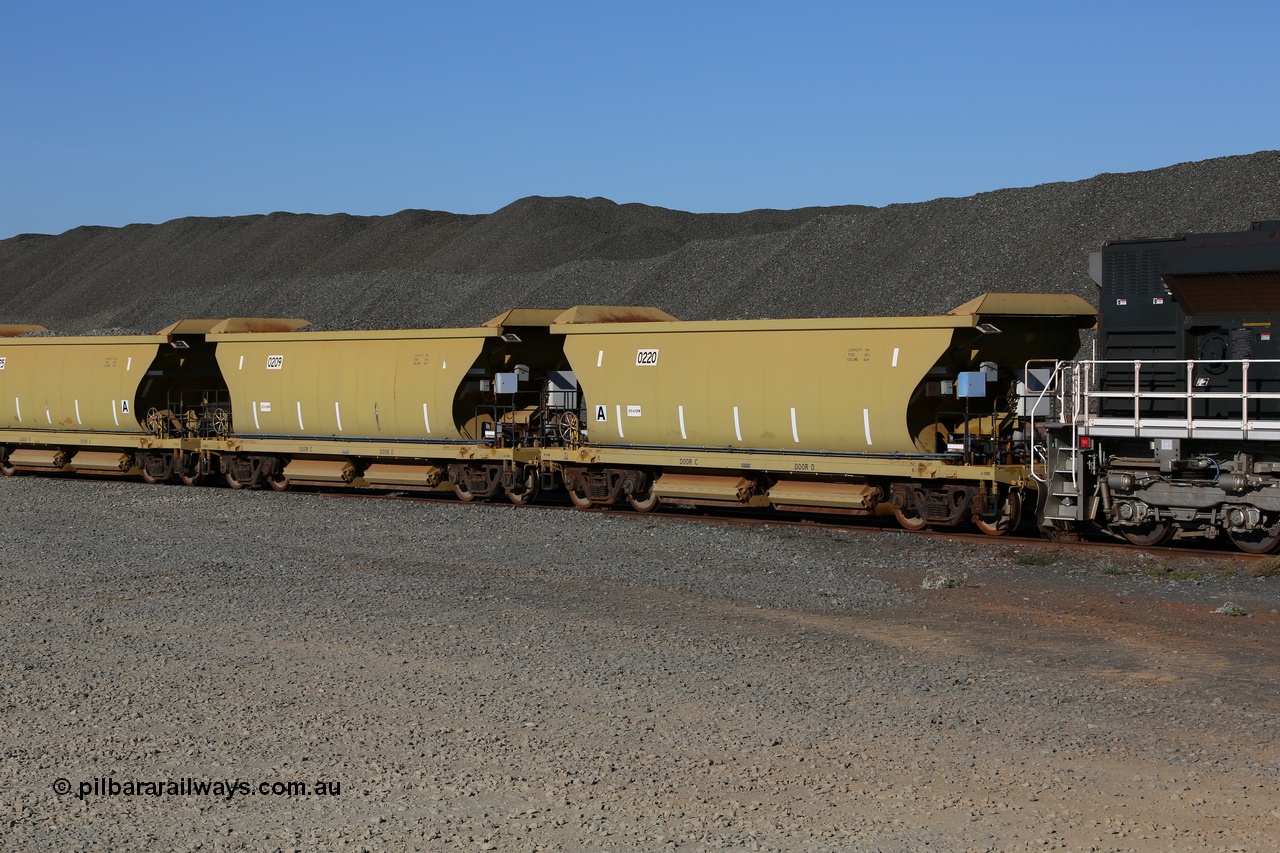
left=453, top=482, right=476, bottom=502
left=1121, top=523, right=1175, bottom=547
left=627, top=489, right=660, bottom=512
left=628, top=491, right=660, bottom=512
left=179, top=455, right=208, bottom=486
left=1, top=459, right=15, bottom=477
left=267, top=470, right=290, bottom=492
left=139, top=454, right=173, bottom=485
left=893, top=497, right=927, bottom=531
left=975, top=490, right=1022, bottom=536
left=505, top=470, right=540, bottom=505
left=567, top=488, right=593, bottom=509
left=1228, top=527, right=1280, bottom=554
left=225, top=469, right=246, bottom=490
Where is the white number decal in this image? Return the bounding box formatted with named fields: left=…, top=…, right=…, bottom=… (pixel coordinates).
left=636, top=349, right=659, bottom=366
left=266, top=354, right=284, bottom=370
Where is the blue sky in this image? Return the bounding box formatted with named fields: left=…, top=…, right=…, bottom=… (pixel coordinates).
left=2, top=1, right=1276, bottom=239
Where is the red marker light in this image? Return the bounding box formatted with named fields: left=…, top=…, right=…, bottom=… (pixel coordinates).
left=1079, top=436, right=1091, bottom=449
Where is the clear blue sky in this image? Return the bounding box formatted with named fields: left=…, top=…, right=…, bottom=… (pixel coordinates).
left=2, top=1, right=1276, bottom=239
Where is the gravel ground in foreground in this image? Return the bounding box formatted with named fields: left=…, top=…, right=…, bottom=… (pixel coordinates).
left=1, top=476, right=1278, bottom=852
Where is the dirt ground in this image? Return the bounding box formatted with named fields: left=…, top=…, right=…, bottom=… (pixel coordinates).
left=846, top=539, right=1280, bottom=851
left=1, top=479, right=1277, bottom=851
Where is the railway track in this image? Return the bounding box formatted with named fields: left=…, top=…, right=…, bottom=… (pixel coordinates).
left=307, top=482, right=1272, bottom=565
left=13, top=466, right=1270, bottom=565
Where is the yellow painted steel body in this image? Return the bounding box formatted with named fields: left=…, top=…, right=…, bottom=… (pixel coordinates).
left=214, top=329, right=490, bottom=441
left=210, top=309, right=566, bottom=443
left=553, top=293, right=1096, bottom=456
left=0, top=334, right=169, bottom=435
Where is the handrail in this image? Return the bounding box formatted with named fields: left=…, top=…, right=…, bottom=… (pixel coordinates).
left=1024, top=358, right=1071, bottom=484
left=1060, top=357, right=1280, bottom=436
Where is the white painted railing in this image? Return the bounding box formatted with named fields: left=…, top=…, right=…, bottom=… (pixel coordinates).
left=1062, top=359, right=1280, bottom=440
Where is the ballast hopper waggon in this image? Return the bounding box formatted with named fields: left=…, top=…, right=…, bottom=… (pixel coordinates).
left=544, top=295, right=1095, bottom=533
left=0, top=295, right=1096, bottom=538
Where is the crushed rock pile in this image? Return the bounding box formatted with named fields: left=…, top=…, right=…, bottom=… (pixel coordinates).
left=2, top=151, right=1278, bottom=334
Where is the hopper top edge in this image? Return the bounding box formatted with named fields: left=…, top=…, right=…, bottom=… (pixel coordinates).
left=0, top=324, right=48, bottom=337
left=551, top=306, right=681, bottom=325
left=946, top=292, right=1097, bottom=321
left=483, top=308, right=569, bottom=327
left=551, top=293, right=1096, bottom=334
left=156, top=317, right=312, bottom=335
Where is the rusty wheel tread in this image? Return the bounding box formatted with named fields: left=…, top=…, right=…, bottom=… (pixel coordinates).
left=1121, top=523, right=1175, bottom=547
left=1227, top=527, right=1280, bottom=554
left=627, top=490, right=660, bottom=512
left=976, top=490, right=1022, bottom=536
left=893, top=504, right=927, bottom=532
left=505, top=470, right=540, bottom=506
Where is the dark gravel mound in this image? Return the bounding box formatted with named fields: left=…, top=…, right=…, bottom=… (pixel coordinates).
left=419, top=195, right=847, bottom=275
left=2, top=151, right=1277, bottom=333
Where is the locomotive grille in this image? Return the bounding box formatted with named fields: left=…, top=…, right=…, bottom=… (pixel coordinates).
left=1103, top=249, right=1165, bottom=298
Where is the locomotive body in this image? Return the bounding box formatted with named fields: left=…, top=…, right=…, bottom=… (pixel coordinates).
left=1038, top=221, right=1280, bottom=551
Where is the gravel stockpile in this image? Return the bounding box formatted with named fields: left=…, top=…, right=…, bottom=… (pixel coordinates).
left=3, top=476, right=1278, bottom=851
left=2, top=152, right=1278, bottom=333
